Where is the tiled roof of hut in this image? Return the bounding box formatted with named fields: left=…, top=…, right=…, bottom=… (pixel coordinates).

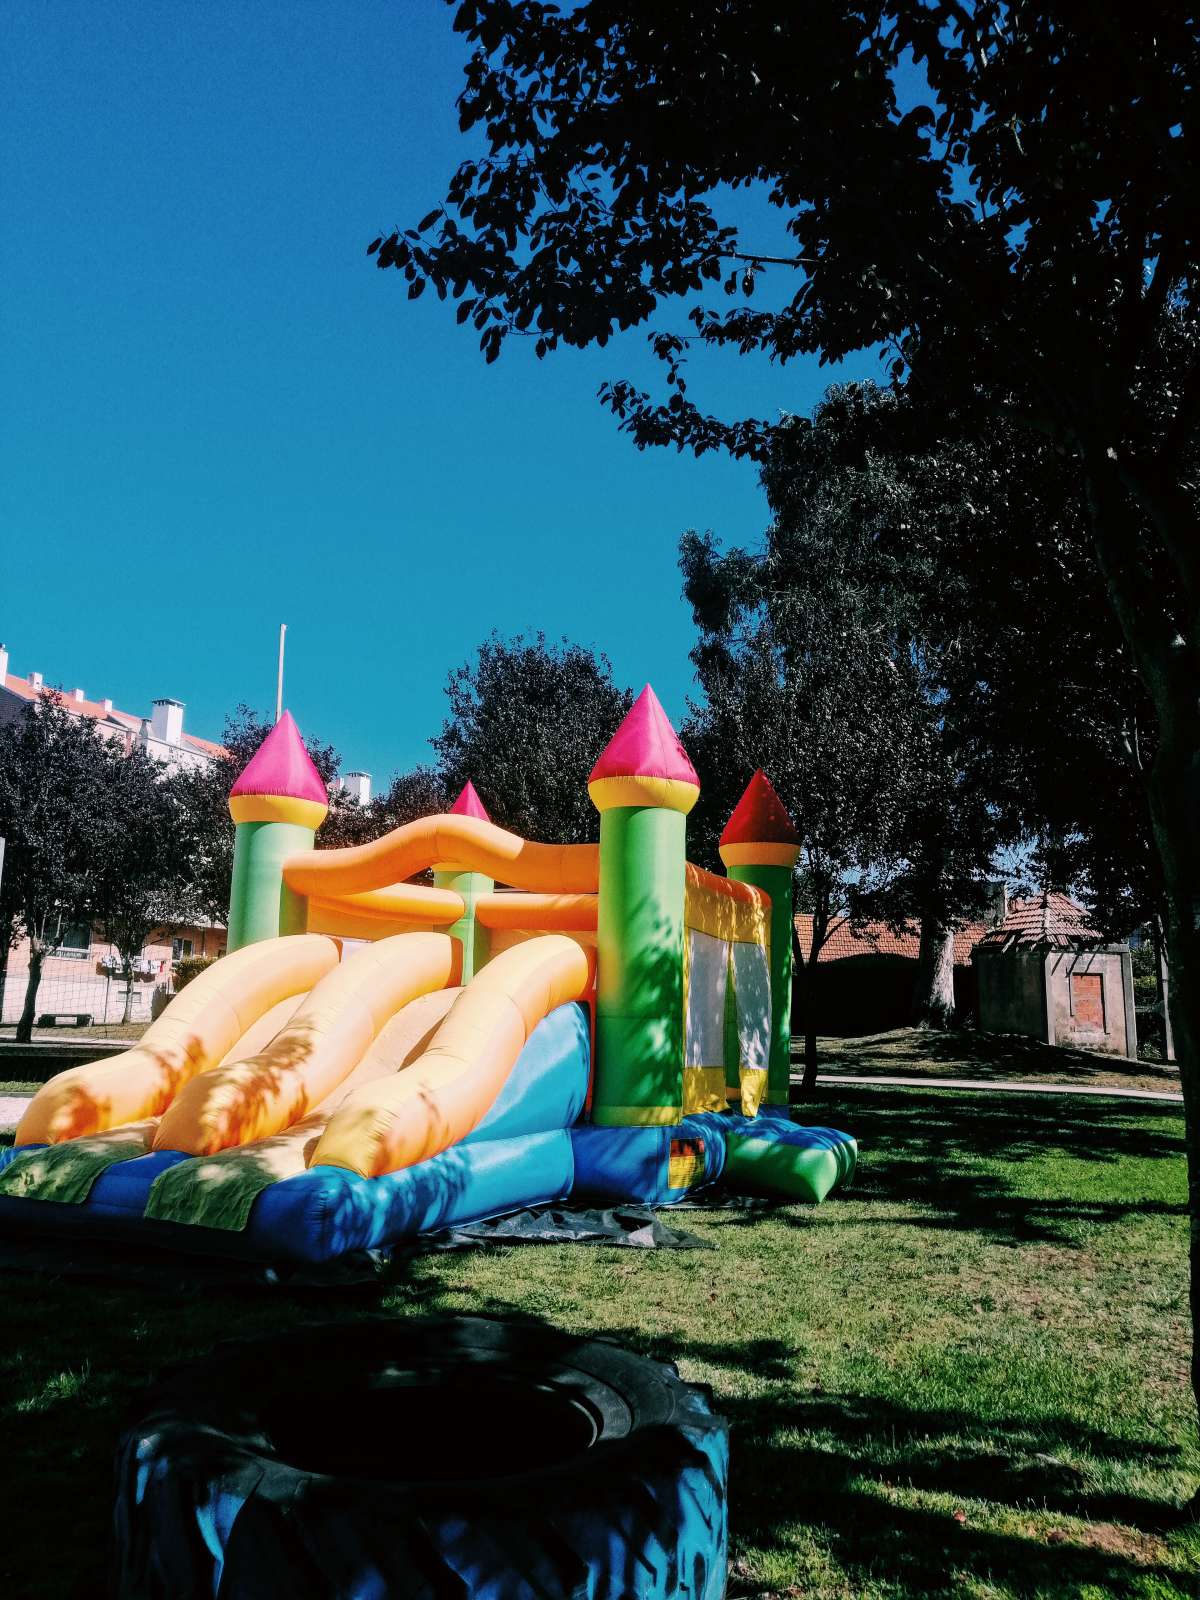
left=795, top=915, right=990, bottom=965
left=977, top=891, right=1100, bottom=951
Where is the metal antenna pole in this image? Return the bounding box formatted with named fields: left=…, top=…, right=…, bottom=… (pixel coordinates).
left=275, top=624, right=287, bottom=723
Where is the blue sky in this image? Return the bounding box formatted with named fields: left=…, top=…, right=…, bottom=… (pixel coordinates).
left=2, top=1, right=882, bottom=783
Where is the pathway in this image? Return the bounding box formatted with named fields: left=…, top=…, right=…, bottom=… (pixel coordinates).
left=1, top=1076, right=1184, bottom=1137
left=815, top=1072, right=1183, bottom=1103
left=0, top=1095, right=31, bottom=1133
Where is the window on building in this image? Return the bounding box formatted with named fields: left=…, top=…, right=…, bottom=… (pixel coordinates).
left=172, top=937, right=194, bottom=961
left=1070, top=971, right=1105, bottom=1031
left=52, top=918, right=91, bottom=956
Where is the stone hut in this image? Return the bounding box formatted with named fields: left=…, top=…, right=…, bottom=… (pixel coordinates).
left=973, top=892, right=1137, bottom=1058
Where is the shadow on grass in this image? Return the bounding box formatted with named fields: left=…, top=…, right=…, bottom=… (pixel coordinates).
left=388, top=1288, right=1192, bottom=1598
left=815, top=1026, right=1180, bottom=1086
left=764, top=1086, right=1187, bottom=1248
left=0, top=1232, right=1193, bottom=1596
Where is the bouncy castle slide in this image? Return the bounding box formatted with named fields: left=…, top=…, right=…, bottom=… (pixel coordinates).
left=0, top=691, right=855, bottom=1264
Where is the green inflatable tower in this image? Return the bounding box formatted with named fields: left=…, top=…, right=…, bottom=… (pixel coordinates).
left=226, top=711, right=329, bottom=951
left=720, top=770, right=802, bottom=1109
left=589, top=686, right=700, bottom=1126
left=432, top=781, right=494, bottom=982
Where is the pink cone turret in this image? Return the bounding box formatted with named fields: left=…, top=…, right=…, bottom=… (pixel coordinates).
left=449, top=780, right=491, bottom=822
left=226, top=712, right=328, bottom=950
left=588, top=685, right=700, bottom=815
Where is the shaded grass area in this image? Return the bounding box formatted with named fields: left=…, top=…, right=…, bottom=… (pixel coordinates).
left=811, top=1026, right=1181, bottom=1096
left=0, top=1086, right=1197, bottom=1597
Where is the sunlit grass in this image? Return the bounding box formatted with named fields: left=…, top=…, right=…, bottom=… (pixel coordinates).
left=0, top=1083, right=1196, bottom=1597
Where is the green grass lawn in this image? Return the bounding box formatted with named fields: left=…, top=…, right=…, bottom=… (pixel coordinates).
left=1, top=1085, right=1197, bottom=1598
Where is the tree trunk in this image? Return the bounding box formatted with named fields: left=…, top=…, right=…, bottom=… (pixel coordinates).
left=1144, top=730, right=1200, bottom=1516
left=801, top=1012, right=819, bottom=1093
left=912, top=918, right=957, bottom=1028
left=794, top=941, right=821, bottom=1097
left=16, top=944, right=44, bottom=1044
left=1078, top=459, right=1200, bottom=1512
left=121, top=961, right=134, bottom=1025
left=1154, top=915, right=1176, bottom=1064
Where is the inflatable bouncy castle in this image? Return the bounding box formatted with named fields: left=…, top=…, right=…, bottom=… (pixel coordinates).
left=0, top=689, right=855, bottom=1263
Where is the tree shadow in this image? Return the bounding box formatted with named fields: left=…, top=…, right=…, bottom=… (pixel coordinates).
left=411, top=1292, right=1195, bottom=1596
left=774, top=1085, right=1187, bottom=1246
left=816, top=1026, right=1181, bottom=1086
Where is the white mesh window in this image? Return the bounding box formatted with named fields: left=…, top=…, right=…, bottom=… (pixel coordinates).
left=685, top=928, right=730, bottom=1068
left=731, top=941, right=772, bottom=1070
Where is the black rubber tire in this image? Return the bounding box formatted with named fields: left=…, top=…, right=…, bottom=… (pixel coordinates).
left=113, top=1317, right=728, bottom=1599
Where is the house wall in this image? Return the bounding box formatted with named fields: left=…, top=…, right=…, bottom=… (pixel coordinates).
left=795, top=955, right=978, bottom=1037
left=1, top=922, right=226, bottom=1026
left=975, top=949, right=1049, bottom=1042
left=1046, top=947, right=1136, bottom=1058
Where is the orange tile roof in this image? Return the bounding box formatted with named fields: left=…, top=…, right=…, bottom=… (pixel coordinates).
left=2, top=674, right=225, bottom=759
left=182, top=731, right=227, bottom=759
left=977, top=891, right=1100, bottom=950
left=795, top=913, right=991, bottom=965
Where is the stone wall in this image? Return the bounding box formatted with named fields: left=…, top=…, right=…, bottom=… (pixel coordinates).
left=975, top=949, right=1048, bottom=1041
left=1046, top=947, right=1136, bottom=1058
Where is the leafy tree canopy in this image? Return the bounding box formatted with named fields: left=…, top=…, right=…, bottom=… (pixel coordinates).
left=379, top=5, right=1195, bottom=489
left=92, top=747, right=198, bottom=1021
left=0, top=694, right=115, bottom=1038
left=433, top=633, right=632, bottom=843
left=763, top=380, right=1165, bottom=940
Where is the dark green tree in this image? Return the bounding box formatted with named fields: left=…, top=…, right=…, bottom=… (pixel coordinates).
left=93, top=748, right=198, bottom=1022
left=681, top=533, right=934, bottom=1086
left=433, top=634, right=632, bottom=843
left=767, top=382, right=1166, bottom=944
left=373, top=767, right=450, bottom=831
left=385, top=0, right=1199, bottom=1457
left=0, top=694, right=113, bottom=1041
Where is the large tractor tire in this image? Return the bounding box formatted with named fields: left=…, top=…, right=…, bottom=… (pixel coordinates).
left=114, top=1316, right=728, bottom=1599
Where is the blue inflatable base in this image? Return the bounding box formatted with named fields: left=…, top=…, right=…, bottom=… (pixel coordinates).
left=0, top=1130, right=575, bottom=1265
left=0, top=1000, right=855, bottom=1264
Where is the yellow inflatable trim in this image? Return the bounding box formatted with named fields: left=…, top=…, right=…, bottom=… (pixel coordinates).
left=283, top=813, right=598, bottom=898
left=684, top=864, right=771, bottom=946
left=718, top=841, right=801, bottom=868
left=153, top=933, right=460, bottom=1156
left=587, top=775, right=700, bottom=814
left=682, top=1065, right=728, bottom=1115
left=229, top=793, right=329, bottom=828
left=15, top=936, right=340, bottom=1147
left=312, top=935, right=596, bottom=1178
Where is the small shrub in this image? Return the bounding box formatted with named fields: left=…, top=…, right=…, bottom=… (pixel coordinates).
left=174, top=955, right=217, bottom=992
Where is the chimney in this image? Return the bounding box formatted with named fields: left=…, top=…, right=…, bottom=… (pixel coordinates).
left=0, top=644, right=8, bottom=683
left=149, top=697, right=184, bottom=746
left=71, top=687, right=85, bottom=703
left=29, top=670, right=43, bottom=690
left=101, top=698, right=113, bottom=715
left=340, top=771, right=372, bottom=805
left=989, top=882, right=1009, bottom=926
